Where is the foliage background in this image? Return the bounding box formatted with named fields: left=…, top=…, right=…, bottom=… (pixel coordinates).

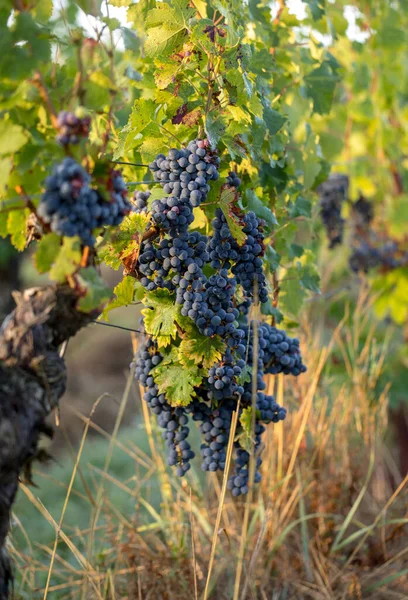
left=0, top=0, right=407, bottom=598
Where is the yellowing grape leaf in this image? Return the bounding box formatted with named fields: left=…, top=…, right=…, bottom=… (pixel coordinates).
left=154, top=348, right=202, bottom=407
left=179, top=329, right=226, bottom=369
left=142, top=288, right=180, bottom=347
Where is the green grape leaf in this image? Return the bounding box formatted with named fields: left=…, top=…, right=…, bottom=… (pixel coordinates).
left=261, top=301, right=283, bottom=323
left=304, top=0, right=325, bottom=20
left=153, top=348, right=202, bottom=407
left=205, top=114, right=227, bottom=148
left=263, top=106, right=287, bottom=135
left=299, top=264, right=320, bottom=293
left=144, top=1, right=194, bottom=58
left=34, top=233, right=61, bottom=273
left=121, top=27, right=140, bottom=51
left=7, top=208, right=30, bottom=251
left=0, top=212, right=7, bottom=238
left=279, top=271, right=307, bottom=317
left=372, top=268, right=408, bottom=325
left=0, top=157, right=12, bottom=193
left=142, top=288, right=180, bottom=347
left=218, top=186, right=246, bottom=246
left=238, top=406, right=258, bottom=452
left=237, top=363, right=252, bottom=385
left=265, top=246, right=281, bottom=272
left=49, top=237, right=82, bottom=283
left=245, top=189, right=278, bottom=228
left=0, top=120, right=28, bottom=156
left=179, top=328, right=226, bottom=369
left=288, top=196, right=312, bottom=218
left=304, top=59, right=340, bottom=115
left=101, top=276, right=136, bottom=320
left=77, top=267, right=112, bottom=313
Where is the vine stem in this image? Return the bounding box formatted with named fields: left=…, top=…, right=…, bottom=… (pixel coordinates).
left=14, top=186, right=38, bottom=214
left=112, top=161, right=151, bottom=168
left=31, top=72, right=58, bottom=127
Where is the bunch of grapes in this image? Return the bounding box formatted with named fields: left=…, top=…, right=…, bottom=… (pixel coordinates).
left=149, top=139, right=220, bottom=208
left=132, top=339, right=195, bottom=476
left=132, top=140, right=308, bottom=497
left=349, top=240, right=408, bottom=273
left=209, top=209, right=268, bottom=303
left=351, top=195, right=374, bottom=229
left=318, top=174, right=349, bottom=248
left=56, top=110, right=91, bottom=145
left=133, top=190, right=151, bottom=214
left=38, top=158, right=132, bottom=247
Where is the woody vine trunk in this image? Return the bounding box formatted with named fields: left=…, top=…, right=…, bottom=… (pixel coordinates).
left=0, top=285, right=95, bottom=600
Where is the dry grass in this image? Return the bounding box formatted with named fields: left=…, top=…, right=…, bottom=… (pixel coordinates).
left=8, top=292, right=408, bottom=600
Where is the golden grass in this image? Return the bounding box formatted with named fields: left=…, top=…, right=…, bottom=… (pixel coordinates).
left=8, top=293, right=408, bottom=599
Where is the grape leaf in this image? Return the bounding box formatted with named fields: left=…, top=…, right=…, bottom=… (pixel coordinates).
left=218, top=187, right=246, bottom=245
left=144, top=2, right=194, bottom=58
left=299, top=264, right=320, bottom=293
left=238, top=407, right=257, bottom=452
left=0, top=213, right=7, bottom=237
left=142, top=288, right=180, bottom=347
left=237, top=363, right=252, bottom=385
left=34, top=233, right=61, bottom=273
left=0, top=157, right=12, bottom=193
left=49, top=237, right=82, bottom=283
left=7, top=208, right=30, bottom=251
left=179, top=329, right=226, bottom=369
left=205, top=114, right=227, bottom=148
left=304, top=59, right=340, bottom=115
left=263, top=106, right=286, bottom=135
left=98, top=212, right=149, bottom=270
left=245, top=189, right=278, bottom=228
left=0, top=120, right=28, bottom=156
left=304, top=0, right=325, bottom=20
left=77, top=267, right=112, bottom=313
left=279, top=272, right=307, bottom=317
left=101, top=276, right=136, bottom=320
left=153, top=348, right=202, bottom=407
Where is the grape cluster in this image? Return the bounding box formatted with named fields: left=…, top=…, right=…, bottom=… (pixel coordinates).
left=209, top=209, right=268, bottom=303
left=349, top=240, right=408, bottom=273
left=194, top=400, right=236, bottom=472
left=260, top=323, right=307, bottom=376
left=133, top=338, right=195, bottom=476
left=139, top=231, right=209, bottom=292
left=226, top=171, right=241, bottom=188
left=38, top=158, right=132, bottom=246
left=133, top=190, right=151, bottom=214
left=318, top=174, right=349, bottom=248
left=227, top=424, right=264, bottom=497
left=56, top=110, right=91, bottom=145
left=352, top=195, right=373, bottom=229
left=207, top=349, right=245, bottom=401
left=257, top=393, right=287, bottom=423
left=132, top=140, right=308, bottom=496
left=149, top=139, right=220, bottom=208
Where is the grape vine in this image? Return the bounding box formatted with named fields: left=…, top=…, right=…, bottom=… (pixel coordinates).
left=131, top=140, right=307, bottom=496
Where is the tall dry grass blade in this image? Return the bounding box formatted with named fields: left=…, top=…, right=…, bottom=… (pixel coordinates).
left=235, top=319, right=259, bottom=600
left=19, top=484, right=100, bottom=593
left=280, top=347, right=328, bottom=504
left=190, top=488, right=199, bottom=600
left=43, top=394, right=106, bottom=600
left=330, top=447, right=376, bottom=553
left=97, top=364, right=136, bottom=495
left=203, top=401, right=241, bottom=600
left=296, top=467, right=312, bottom=581
left=336, top=471, right=408, bottom=578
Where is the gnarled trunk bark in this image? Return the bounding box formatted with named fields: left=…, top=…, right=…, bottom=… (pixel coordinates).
left=0, top=285, right=94, bottom=599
